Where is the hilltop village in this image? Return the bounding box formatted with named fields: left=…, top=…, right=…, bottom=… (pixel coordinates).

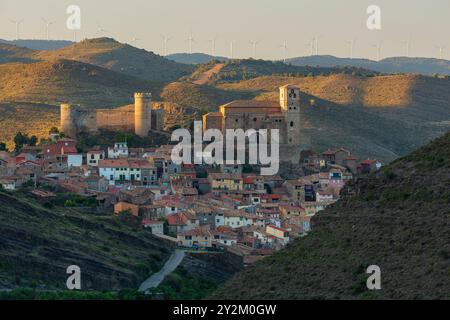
left=0, top=85, right=382, bottom=267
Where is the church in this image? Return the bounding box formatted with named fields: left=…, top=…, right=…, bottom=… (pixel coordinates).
left=202, top=84, right=302, bottom=162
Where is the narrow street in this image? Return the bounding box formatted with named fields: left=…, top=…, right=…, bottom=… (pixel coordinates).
left=138, top=250, right=185, bottom=292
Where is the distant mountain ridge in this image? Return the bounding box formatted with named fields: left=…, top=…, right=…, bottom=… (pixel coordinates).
left=286, top=55, right=450, bottom=76
left=166, top=52, right=228, bottom=65
left=0, top=39, right=74, bottom=51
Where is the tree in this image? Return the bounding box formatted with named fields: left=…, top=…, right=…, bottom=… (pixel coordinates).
left=14, top=132, right=28, bottom=152
left=49, top=127, right=60, bottom=135
left=13, top=132, right=38, bottom=152
left=29, top=135, right=38, bottom=147
left=0, top=142, right=7, bottom=151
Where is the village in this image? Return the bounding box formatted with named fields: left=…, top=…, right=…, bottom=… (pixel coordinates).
left=0, top=131, right=381, bottom=267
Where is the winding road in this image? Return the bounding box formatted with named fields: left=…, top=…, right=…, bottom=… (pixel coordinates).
left=138, top=249, right=185, bottom=292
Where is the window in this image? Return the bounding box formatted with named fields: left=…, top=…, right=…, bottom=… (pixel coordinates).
left=290, top=121, right=294, bottom=127
left=253, top=118, right=257, bottom=122
left=90, top=154, right=94, bottom=159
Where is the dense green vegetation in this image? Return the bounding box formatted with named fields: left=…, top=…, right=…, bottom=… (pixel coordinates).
left=0, top=288, right=150, bottom=300
left=149, top=266, right=218, bottom=300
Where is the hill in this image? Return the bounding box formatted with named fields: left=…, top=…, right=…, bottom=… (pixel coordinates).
left=287, top=55, right=450, bottom=76
left=0, top=59, right=159, bottom=107
left=212, top=131, right=450, bottom=299
left=160, top=81, right=254, bottom=110
left=206, top=59, right=378, bottom=84
left=0, top=189, right=171, bottom=291
left=217, top=74, right=450, bottom=163
left=0, top=39, right=74, bottom=51
left=30, top=38, right=194, bottom=82
left=0, top=43, right=35, bottom=64
left=166, top=53, right=228, bottom=65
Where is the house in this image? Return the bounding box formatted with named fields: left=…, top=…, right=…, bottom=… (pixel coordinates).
left=322, top=148, right=351, bottom=166
left=118, top=187, right=155, bottom=205
left=84, top=175, right=109, bottom=192
left=208, top=173, right=243, bottom=194
left=142, top=219, right=164, bottom=235
left=0, top=178, right=16, bottom=191
left=86, top=149, right=105, bottom=166
left=98, top=159, right=156, bottom=185
left=177, top=228, right=212, bottom=248
left=114, top=202, right=139, bottom=216
left=316, top=190, right=334, bottom=202
left=43, top=139, right=81, bottom=170
left=359, top=159, right=381, bottom=174
left=266, top=225, right=290, bottom=244
left=221, top=211, right=255, bottom=229
left=108, top=142, right=129, bottom=159
left=279, top=205, right=306, bottom=219
left=167, top=212, right=199, bottom=234
left=211, top=231, right=238, bottom=247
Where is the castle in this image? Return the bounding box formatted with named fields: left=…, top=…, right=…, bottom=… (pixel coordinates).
left=60, top=93, right=164, bottom=138
left=202, top=84, right=302, bottom=162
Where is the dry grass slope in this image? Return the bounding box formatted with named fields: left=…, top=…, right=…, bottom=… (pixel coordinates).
left=30, top=38, right=194, bottom=82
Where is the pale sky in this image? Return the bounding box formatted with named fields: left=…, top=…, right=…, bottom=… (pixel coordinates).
left=0, top=0, right=449, bottom=60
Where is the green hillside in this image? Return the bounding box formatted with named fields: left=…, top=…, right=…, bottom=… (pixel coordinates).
left=0, top=189, right=171, bottom=291
left=212, top=132, right=450, bottom=299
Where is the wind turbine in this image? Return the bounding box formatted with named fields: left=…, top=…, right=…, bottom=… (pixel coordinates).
left=208, top=37, right=217, bottom=56
left=42, top=18, right=55, bottom=40
left=95, top=23, right=107, bottom=37
left=305, top=39, right=314, bottom=56
left=435, top=45, right=445, bottom=60
left=249, top=40, right=259, bottom=59
left=161, top=35, right=173, bottom=56
left=9, top=19, right=23, bottom=40
left=372, top=41, right=383, bottom=61
left=230, top=40, right=236, bottom=59
left=280, top=40, right=288, bottom=63
left=346, top=39, right=355, bottom=59
left=187, top=32, right=195, bottom=54
left=313, top=35, right=322, bottom=55
left=401, top=38, right=411, bottom=57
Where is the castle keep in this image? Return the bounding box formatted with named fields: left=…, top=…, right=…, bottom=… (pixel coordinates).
left=60, top=92, right=164, bottom=138
left=203, top=84, right=302, bottom=162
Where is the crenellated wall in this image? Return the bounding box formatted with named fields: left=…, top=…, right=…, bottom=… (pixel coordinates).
left=60, top=92, right=164, bottom=137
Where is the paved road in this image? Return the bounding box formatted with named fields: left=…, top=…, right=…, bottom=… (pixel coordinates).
left=138, top=250, right=185, bottom=292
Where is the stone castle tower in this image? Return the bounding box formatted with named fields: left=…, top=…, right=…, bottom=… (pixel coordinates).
left=60, top=103, right=77, bottom=138
left=279, top=84, right=301, bottom=145
left=134, top=92, right=152, bottom=137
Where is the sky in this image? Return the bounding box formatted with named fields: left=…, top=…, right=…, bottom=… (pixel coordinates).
left=0, top=0, right=449, bottom=60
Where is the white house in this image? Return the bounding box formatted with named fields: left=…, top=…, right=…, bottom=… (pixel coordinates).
left=108, top=142, right=129, bottom=159
left=98, top=159, right=155, bottom=185
left=67, top=154, right=83, bottom=167
left=87, top=149, right=105, bottom=167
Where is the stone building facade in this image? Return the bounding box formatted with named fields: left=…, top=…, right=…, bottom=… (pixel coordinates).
left=202, top=85, right=302, bottom=162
